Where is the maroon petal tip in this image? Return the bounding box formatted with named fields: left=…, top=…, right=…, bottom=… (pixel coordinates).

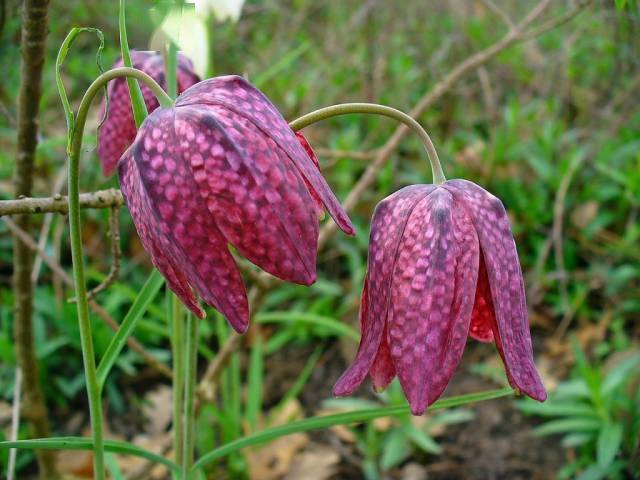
left=332, top=380, right=355, bottom=397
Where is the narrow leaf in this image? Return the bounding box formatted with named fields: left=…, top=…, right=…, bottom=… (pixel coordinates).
left=192, top=388, right=513, bottom=471
left=97, top=269, right=165, bottom=388
left=596, top=422, right=623, bottom=469
left=534, top=418, right=601, bottom=436
left=0, top=437, right=178, bottom=473
left=255, top=312, right=359, bottom=341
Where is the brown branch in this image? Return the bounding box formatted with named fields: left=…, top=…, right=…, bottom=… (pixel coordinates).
left=4, top=217, right=173, bottom=380
left=11, top=0, right=57, bottom=476
left=0, top=188, right=124, bottom=216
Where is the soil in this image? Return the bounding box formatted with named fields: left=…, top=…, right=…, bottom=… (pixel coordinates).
left=264, top=338, right=566, bottom=480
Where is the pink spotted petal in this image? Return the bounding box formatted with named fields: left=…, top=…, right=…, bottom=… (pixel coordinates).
left=333, top=185, right=434, bottom=397
left=122, top=108, right=249, bottom=332
left=176, top=76, right=355, bottom=235
left=119, top=151, right=203, bottom=318
left=295, top=132, right=325, bottom=218
left=388, top=189, right=479, bottom=414
left=443, top=179, right=546, bottom=402
left=370, top=325, right=396, bottom=392
left=174, top=104, right=318, bottom=285
left=98, top=51, right=200, bottom=176
left=469, top=253, right=495, bottom=343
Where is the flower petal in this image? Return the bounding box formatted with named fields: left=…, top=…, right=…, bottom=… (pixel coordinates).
left=333, top=185, right=434, bottom=396
left=370, top=327, right=396, bottom=392
left=119, top=150, right=203, bottom=318
left=176, top=76, right=355, bottom=235
left=443, top=179, right=546, bottom=402
left=388, top=188, right=479, bottom=414
left=98, top=51, right=200, bottom=176
left=174, top=104, right=318, bottom=285
left=469, top=253, right=495, bottom=343
left=123, top=108, right=249, bottom=332
left=295, top=132, right=325, bottom=218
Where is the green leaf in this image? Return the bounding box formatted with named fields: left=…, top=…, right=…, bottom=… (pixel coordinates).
left=562, top=432, right=594, bottom=447
left=534, top=418, right=601, bottom=436
left=255, top=311, right=360, bottom=341
left=192, top=388, right=513, bottom=471
left=518, top=400, right=596, bottom=417
left=614, top=0, right=628, bottom=10
left=601, top=354, right=640, bottom=395
left=596, top=422, right=623, bottom=469
left=405, top=424, right=441, bottom=455
left=246, top=336, right=264, bottom=432
left=0, top=437, right=178, bottom=473
left=105, top=452, right=125, bottom=480
left=119, top=0, right=149, bottom=126
left=381, top=428, right=412, bottom=470
left=577, top=464, right=608, bottom=480
left=96, top=269, right=165, bottom=388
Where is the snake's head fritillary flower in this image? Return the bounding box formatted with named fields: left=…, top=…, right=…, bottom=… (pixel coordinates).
left=98, top=51, right=200, bottom=176
left=118, top=75, right=355, bottom=333
left=333, top=180, right=546, bottom=415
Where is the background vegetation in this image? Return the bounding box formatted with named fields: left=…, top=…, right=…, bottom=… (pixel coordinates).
left=0, top=0, right=639, bottom=479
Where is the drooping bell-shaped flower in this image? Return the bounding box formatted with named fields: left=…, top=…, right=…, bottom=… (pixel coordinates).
left=333, top=180, right=546, bottom=415
left=98, top=51, right=200, bottom=176
left=118, top=75, right=355, bottom=333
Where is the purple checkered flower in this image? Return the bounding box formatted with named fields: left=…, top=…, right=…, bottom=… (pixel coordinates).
left=333, top=181, right=546, bottom=415
left=98, top=51, right=200, bottom=176
left=118, top=75, right=354, bottom=332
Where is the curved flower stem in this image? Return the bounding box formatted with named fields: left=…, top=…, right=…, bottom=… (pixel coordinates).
left=66, top=66, right=172, bottom=480
left=289, top=103, right=446, bottom=185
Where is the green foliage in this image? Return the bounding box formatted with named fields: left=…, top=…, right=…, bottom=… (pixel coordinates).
left=324, top=381, right=475, bottom=479
left=518, top=341, right=640, bottom=480
left=1, top=0, right=639, bottom=477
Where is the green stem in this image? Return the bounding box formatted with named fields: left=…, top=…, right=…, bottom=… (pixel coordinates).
left=289, top=103, right=446, bottom=185
left=170, top=293, right=185, bottom=479
left=182, top=314, right=199, bottom=479
left=119, top=0, right=152, bottom=125
left=67, top=66, right=172, bottom=480
left=165, top=41, right=179, bottom=100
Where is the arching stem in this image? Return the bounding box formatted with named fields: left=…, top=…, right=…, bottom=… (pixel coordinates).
left=289, top=103, right=446, bottom=185
left=66, top=67, right=171, bottom=480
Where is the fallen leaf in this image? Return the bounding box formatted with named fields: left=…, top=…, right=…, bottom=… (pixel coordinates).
left=143, top=385, right=173, bottom=435
left=284, top=443, right=340, bottom=480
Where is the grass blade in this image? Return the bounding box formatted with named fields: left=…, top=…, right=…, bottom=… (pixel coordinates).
left=96, top=269, right=165, bottom=388
left=0, top=437, right=178, bottom=473
left=255, top=311, right=359, bottom=341
left=192, top=387, right=513, bottom=471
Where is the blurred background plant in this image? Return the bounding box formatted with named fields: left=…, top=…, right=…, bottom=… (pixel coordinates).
left=0, top=0, right=639, bottom=478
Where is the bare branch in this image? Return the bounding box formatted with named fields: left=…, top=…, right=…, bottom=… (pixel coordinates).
left=0, top=188, right=124, bottom=216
